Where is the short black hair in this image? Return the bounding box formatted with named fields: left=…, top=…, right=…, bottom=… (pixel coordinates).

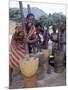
left=26, top=13, right=35, bottom=18
left=35, top=22, right=42, bottom=28
left=53, top=24, right=57, bottom=30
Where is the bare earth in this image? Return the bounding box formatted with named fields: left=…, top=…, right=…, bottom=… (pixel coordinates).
left=9, top=66, right=66, bottom=89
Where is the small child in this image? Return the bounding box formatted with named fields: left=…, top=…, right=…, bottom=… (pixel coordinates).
left=50, top=24, right=58, bottom=56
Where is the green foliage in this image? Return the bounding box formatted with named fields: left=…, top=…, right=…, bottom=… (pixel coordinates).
left=38, top=13, right=66, bottom=27
left=38, top=15, right=48, bottom=26
left=9, top=8, right=21, bottom=22
left=9, top=8, right=66, bottom=26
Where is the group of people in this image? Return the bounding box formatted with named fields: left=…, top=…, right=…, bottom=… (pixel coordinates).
left=9, top=13, right=66, bottom=86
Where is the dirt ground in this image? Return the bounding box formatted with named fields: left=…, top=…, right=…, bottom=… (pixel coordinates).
left=9, top=66, right=66, bottom=89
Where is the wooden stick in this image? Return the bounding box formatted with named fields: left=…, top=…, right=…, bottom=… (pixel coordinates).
left=58, top=29, right=60, bottom=50
left=27, top=4, right=31, bottom=14
left=19, top=1, right=29, bottom=56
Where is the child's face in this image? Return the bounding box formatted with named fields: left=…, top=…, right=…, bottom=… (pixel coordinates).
left=27, top=16, right=35, bottom=24
left=37, top=26, right=42, bottom=31
left=36, top=26, right=41, bottom=34
left=61, top=25, right=66, bottom=32
left=26, top=16, right=35, bottom=27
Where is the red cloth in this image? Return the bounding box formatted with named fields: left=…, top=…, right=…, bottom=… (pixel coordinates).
left=9, top=25, right=36, bottom=69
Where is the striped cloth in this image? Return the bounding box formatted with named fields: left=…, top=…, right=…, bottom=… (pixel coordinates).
left=9, top=25, right=36, bottom=69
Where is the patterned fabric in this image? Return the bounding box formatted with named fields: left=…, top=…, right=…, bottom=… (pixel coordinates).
left=9, top=25, right=36, bottom=69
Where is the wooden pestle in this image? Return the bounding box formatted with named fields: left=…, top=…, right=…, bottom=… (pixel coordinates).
left=19, top=1, right=29, bottom=59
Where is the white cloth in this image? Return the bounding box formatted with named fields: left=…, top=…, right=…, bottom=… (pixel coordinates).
left=39, top=33, right=44, bottom=42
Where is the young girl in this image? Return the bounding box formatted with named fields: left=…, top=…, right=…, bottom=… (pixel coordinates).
left=9, top=13, right=37, bottom=87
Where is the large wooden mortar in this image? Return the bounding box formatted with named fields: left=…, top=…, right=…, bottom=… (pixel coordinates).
left=54, top=50, right=64, bottom=73
left=19, top=56, right=39, bottom=88
left=42, top=49, right=50, bottom=72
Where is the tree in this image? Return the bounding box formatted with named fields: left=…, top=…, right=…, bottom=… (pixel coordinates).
left=38, top=15, right=48, bottom=26
left=9, top=8, right=21, bottom=22
left=9, top=8, right=66, bottom=25
left=38, top=13, right=66, bottom=27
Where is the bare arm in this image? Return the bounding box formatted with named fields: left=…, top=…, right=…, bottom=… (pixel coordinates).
left=28, top=39, right=37, bottom=43
left=27, top=34, right=37, bottom=44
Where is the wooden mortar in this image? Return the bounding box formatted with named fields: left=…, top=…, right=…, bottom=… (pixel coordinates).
left=19, top=56, right=39, bottom=88
left=42, top=49, right=49, bottom=72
